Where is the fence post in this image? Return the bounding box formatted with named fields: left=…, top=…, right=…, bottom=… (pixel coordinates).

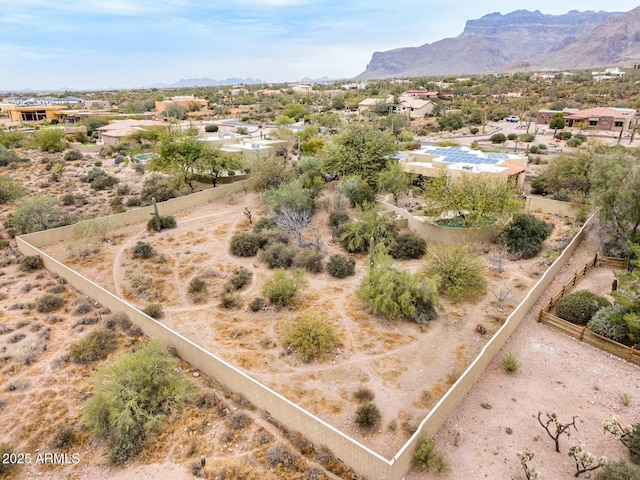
left=628, top=346, right=635, bottom=363
left=579, top=326, right=586, bottom=342
left=595, top=252, right=599, bottom=267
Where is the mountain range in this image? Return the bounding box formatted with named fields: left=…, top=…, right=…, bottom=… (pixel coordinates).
left=357, top=7, right=640, bottom=79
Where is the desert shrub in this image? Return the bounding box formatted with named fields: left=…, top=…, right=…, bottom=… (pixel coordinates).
left=227, top=266, right=253, bottom=290
left=425, top=245, right=487, bottom=302
left=501, top=214, right=550, bottom=259
left=507, top=133, right=518, bottom=141
left=538, top=143, right=547, bottom=150
left=252, top=216, right=278, bottom=234
left=266, top=444, right=299, bottom=470
left=7, top=196, right=72, bottom=235
left=132, top=241, right=155, bottom=259
left=0, top=176, right=24, bottom=204
left=414, top=437, right=436, bottom=466
left=353, top=387, right=375, bottom=403
left=69, top=327, right=118, bottom=364
left=140, top=173, right=177, bottom=203
left=596, top=460, right=640, bottom=480
left=490, top=133, right=507, bottom=144
left=358, top=258, right=438, bottom=324
left=61, top=193, right=75, bottom=205
left=114, top=155, right=126, bottom=165
left=143, top=303, right=163, bottom=319
left=204, top=124, right=219, bottom=133
left=82, top=340, right=194, bottom=464
left=555, top=290, right=611, bottom=326
left=0, top=443, right=16, bottom=474
left=188, top=277, right=207, bottom=295
left=502, top=353, right=520, bottom=373
left=229, top=233, right=261, bottom=257
left=587, top=305, right=630, bottom=342
left=336, top=176, right=375, bottom=207
left=20, top=255, right=43, bottom=271
left=64, top=149, right=83, bottom=161
left=219, top=292, right=240, bottom=309
left=326, top=254, right=356, bottom=278
left=147, top=215, right=176, bottom=232
left=293, top=248, right=324, bottom=273
left=328, top=209, right=350, bottom=231
left=354, top=402, right=381, bottom=431
left=228, top=413, right=251, bottom=430
left=248, top=297, right=267, bottom=312
left=52, top=424, right=77, bottom=448
left=470, top=127, right=479, bottom=134
left=36, top=293, right=65, bottom=313
left=116, top=183, right=131, bottom=196
left=389, top=233, right=426, bottom=260
left=283, top=314, right=339, bottom=362
left=260, top=243, right=298, bottom=269
left=262, top=268, right=308, bottom=307
left=126, top=197, right=142, bottom=209
left=338, top=208, right=397, bottom=253
left=0, top=145, right=21, bottom=165
left=74, top=300, right=93, bottom=315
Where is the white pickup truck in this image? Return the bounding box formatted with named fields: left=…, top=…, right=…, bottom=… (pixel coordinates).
left=505, top=115, right=520, bottom=123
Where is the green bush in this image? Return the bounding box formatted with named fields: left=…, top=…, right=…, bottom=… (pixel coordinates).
left=252, top=216, right=277, bottom=234
left=501, top=214, right=550, bottom=259
left=574, top=134, right=587, bottom=143
left=0, top=177, right=23, bottom=207
left=36, top=293, right=65, bottom=313
left=0, top=145, right=21, bottom=166
left=389, top=233, right=426, bottom=260
left=470, top=127, right=479, bottom=135
left=248, top=297, right=267, bottom=312
left=328, top=209, right=350, bottom=232
left=260, top=243, right=298, bottom=269
left=204, top=124, right=219, bottom=133
left=116, top=184, right=131, bottom=196
left=147, top=215, right=176, bottom=232
left=507, top=133, right=518, bottom=141
left=562, top=131, right=573, bottom=140
left=219, top=292, right=240, bottom=309
left=262, top=268, right=308, bottom=307
left=82, top=340, right=194, bottom=464
left=69, top=327, right=118, bottom=364
left=414, top=437, right=436, bottom=467
left=227, top=266, right=253, bottom=290
left=490, top=133, right=507, bottom=144
left=7, top=197, right=71, bottom=235
left=519, top=133, right=536, bottom=143
left=354, top=402, right=381, bottom=431
left=132, top=241, right=155, bottom=259
left=357, top=260, right=438, bottom=324
left=338, top=208, right=397, bottom=253
left=293, top=248, right=324, bottom=273
left=187, top=277, right=207, bottom=295
left=555, top=290, right=611, bottom=326
left=20, top=255, right=43, bottom=271
left=140, top=173, right=177, bottom=203
left=326, top=254, right=356, bottom=278
left=587, top=305, right=630, bottom=342
left=143, top=303, right=163, bottom=319
left=229, top=233, right=262, bottom=257
left=283, top=314, right=340, bottom=362
left=125, top=197, right=142, bottom=207
left=64, top=149, right=83, bottom=161
left=502, top=353, right=520, bottom=373
left=425, top=245, right=487, bottom=302
left=595, top=460, right=640, bottom=480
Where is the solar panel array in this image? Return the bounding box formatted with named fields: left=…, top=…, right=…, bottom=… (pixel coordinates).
left=424, top=147, right=509, bottom=165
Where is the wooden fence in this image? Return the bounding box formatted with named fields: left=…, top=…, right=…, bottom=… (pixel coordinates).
left=538, top=253, right=638, bottom=366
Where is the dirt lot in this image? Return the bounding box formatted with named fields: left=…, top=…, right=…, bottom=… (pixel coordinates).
left=1, top=150, right=637, bottom=480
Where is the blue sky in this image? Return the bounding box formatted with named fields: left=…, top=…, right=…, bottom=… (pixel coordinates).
left=0, top=0, right=638, bottom=91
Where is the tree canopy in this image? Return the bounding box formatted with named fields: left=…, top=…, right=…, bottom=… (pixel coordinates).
left=321, top=124, right=396, bottom=185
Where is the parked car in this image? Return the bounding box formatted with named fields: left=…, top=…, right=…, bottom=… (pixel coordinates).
left=506, top=115, right=520, bottom=123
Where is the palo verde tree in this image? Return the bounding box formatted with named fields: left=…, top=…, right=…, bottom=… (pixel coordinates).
left=197, top=146, right=244, bottom=187
left=423, top=172, right=523, bottom=227
left=590, top=149, right=640, bottom=250
left=321, top=124, right=397, bottom=185
left=550, top=112, right=566, bottom=137
left=377, top=159, right=412, bottom=205
left=153, top=126, right=204, bottom=190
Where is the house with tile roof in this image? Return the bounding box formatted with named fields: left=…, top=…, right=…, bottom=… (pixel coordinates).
left=396, top=98, right=436, bottom=118
left=536, top=107, right=636, bottom=132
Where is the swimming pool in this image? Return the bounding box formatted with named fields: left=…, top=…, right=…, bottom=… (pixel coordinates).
left=134, top=153, right=159, bottom=162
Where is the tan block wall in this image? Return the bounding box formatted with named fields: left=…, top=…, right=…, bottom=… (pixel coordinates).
left=16, top=182, right=590, bottom=480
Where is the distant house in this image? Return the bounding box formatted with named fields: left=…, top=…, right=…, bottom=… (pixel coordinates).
left=358, top=95, right=394, bottom=114
left=155, top=95, right=208, bottom=113
left=537, top=107, right=636, bottom=132
left=400, top=90, right=439, bottom=99
left=396, top=98, right=435, bottom=118
left=592, top=67, right=625, bottom=81
left=96, top=120, right=166, bottom=146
